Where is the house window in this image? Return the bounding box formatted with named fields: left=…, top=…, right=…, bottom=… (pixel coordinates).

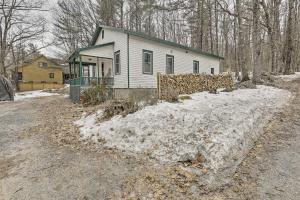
left=211, top=68, right=215, bottom=75
left=102, top=30, right=105, bottom=39
left=193, top=61, right=199, bottom=73
left=18, top=72, right=22, bottom=80
left=114, top=51, right=120, bottom=75
left=39, top=62, right=48, bottom=68
left=142, top=50, right=153, bottom=74
left=166, top=55, right=174, bottom=74
left=49, top=73, right=54, bottom=78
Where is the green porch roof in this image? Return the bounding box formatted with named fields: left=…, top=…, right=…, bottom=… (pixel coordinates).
left=91, top=26, right=224, bottom=60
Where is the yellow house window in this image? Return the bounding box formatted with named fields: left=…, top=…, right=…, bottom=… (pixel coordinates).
left=18, top=72, right=23, bottom=80
left=49, top=73, right=54, bottom=78
left=39, top=62, right=48, bottom=68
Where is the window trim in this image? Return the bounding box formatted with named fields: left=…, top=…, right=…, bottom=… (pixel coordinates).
left=49, top=73, right=54, bottom=79
left=166, top=54, right=174, bottom=74
left=39, top=62, right=48, bottom=68
left=114, top=50, right=121, bottom=75
left=142, top=49, right=153, bottom=75
left=193, top=60, right=199, bottom=74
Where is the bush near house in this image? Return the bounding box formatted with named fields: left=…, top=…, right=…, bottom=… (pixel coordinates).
left=81, top=83, right=110, bottom=106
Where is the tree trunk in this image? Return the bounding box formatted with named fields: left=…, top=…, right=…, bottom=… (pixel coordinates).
left=215, top=0, right=219, bottom=55
left=236, top=0, right=249, bottom=81
left=253, top=0, right=261, bottom=84
left=283, top=0, right=295, bottom=75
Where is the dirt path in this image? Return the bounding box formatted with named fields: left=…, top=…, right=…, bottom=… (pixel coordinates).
left=0, top=97, right=143, bottom=200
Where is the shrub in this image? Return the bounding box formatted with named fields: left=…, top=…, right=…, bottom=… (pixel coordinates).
left=81, top=83, right=110, bottom=106
left=102, top=100, right=139, bottom=120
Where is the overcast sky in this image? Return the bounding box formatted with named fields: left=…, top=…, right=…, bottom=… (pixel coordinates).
left=39, top=0, right=59, bottom=57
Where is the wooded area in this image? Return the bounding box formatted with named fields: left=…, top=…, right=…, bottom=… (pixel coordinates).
left=1, top=0, right=300, bottom=82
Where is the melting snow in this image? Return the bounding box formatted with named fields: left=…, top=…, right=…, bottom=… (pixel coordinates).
left=75, top=85, right=291, bottom=183
left=15, top=90, right=59, bottom=101
left=276, top=72, right=300, bottom=81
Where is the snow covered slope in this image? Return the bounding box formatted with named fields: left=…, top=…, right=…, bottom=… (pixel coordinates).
left=76, top=85, right=291, bottom=187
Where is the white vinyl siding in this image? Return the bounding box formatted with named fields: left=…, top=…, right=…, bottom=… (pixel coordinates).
left=79, top=45, right=114, bottom=59
left=93, top=28, right=220, bottom=89
left=129, top=35, right=220, bottom=88
left=95, top=28, right=128, bottom=88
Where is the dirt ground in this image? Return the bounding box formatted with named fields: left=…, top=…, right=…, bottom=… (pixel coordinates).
left=0, top=79, right=299, bottom=199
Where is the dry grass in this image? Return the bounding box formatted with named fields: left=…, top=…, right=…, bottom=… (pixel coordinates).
left=102, top=100, right=139, bottom=120
left=81, top=84, right=111, bottom=106
left=178, top=95, right=192, bottom=100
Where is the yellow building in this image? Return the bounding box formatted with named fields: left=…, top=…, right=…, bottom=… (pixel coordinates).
left=18, top=55, right=64, bottom=91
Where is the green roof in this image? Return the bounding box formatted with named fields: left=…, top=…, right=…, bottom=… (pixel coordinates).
left=91, top=26, right=224, bottom=60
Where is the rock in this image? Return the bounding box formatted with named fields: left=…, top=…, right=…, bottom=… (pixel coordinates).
left=0, top=74, right=14, bottom=101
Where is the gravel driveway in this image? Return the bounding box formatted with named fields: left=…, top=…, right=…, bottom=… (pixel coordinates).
left=0, top=97, right=141, bottom=200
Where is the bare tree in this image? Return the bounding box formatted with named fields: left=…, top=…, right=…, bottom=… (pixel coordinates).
left=52, top=0, right=300, bottom=78
left=283, top=0, right=296, bottom=74
left=53, top=0, right=98, bottom=57
left=0, top=0, right=46, bottom=77
left=252, top=0, right=261, bottom=83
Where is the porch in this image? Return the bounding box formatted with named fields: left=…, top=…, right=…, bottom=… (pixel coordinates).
left=68, top=42, right=115, bottom=102
left=69, top=55, right=114, bottom=87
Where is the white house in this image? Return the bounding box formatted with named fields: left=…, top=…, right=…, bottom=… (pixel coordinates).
left=68, top=26, right=223, bottom=100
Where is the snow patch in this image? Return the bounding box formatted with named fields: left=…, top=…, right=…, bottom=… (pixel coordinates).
left=276, top=72, right=300, bottom=81
left=75, top=85, right=291, bottom=186
left=15, top=90, right=59, bottom=101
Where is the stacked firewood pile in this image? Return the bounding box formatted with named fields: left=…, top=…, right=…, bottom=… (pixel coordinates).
left=158, top=73, right=233, bottom=100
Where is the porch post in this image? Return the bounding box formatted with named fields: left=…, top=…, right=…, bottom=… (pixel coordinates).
left=88, top=64, right=90, bottom=85
left=69, top=62, right=72, bottom=79
left=79, top=55, right=82, bottom=86
left=73, top=58, right=76, bottom=78
left=97, top=58, right=100, bottom=85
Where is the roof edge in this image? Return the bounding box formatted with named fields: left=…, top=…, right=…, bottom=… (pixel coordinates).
left=79, top=42, right=114, bottom=53
left=96, top=25, right=224, bottom=60
left=68, top=42, right=115, bottom=61
left=20, top=55, right=62, bottom=69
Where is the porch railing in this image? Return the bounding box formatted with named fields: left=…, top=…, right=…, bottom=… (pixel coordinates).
left=70, top=77, right=114, bottom=87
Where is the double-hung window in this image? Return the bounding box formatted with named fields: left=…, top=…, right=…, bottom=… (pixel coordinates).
left=166, top=55, right=174, bottom=74
left=142, top=50, right=153, bottom=74
left=193, top=61, right=199, bottom=73
left=114, top=51, right=120, bottom=75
